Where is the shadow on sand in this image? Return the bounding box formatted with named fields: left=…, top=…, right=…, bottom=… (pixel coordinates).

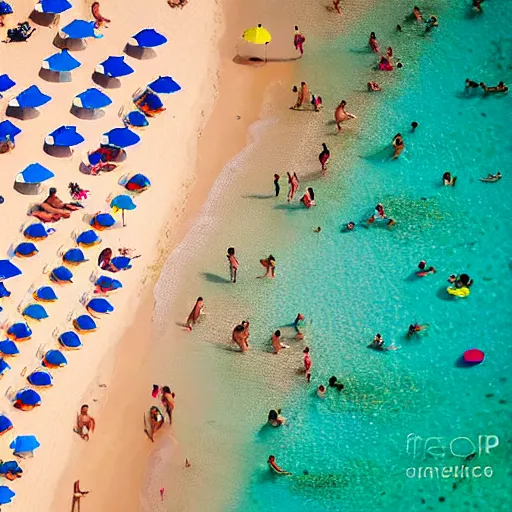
left=201, top=272, right=231, bottom=284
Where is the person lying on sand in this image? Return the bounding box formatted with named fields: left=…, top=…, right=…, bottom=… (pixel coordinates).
left=0, top=136, right=14, bottom=154
left=44, top=187, right=82, bottom=214
left=74, top=405, right=96, bottom=441
left=168, top=0, right=188, bottom=8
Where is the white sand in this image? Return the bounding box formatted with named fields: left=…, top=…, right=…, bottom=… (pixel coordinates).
left=0, top=0, right=223, bottom=509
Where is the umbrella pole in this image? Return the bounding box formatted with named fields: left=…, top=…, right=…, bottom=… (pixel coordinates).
left=122, top=209, right=125, bottom=227
left=264, top=43, right=268, bottom=64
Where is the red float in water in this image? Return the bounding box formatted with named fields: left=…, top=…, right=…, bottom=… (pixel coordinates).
left=463, top=349, right=485, bottom=364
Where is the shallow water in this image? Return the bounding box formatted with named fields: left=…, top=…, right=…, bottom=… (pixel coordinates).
left=155, top=1, right=512, bottom=511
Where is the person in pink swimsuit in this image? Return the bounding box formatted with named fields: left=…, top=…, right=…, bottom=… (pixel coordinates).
left=369, top=32, right=379, bottom=53
left=303, top=347, right=312, bottom=381
left=293, top=26, right=305, bottom=57
left=287, top=172, right=299, bottom=202
left=227, top=247, right=239, bottom=283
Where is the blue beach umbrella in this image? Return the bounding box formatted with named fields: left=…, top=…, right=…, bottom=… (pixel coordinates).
left=91, top=213, right=115, bottom=230
left=15, top=389, right=41, bottom=407
left=110, top=194, right=136, bottom=226
left=76, top=230, right=101, bottom=247
left=33, top=286, right=58, bottom=302
left=59, top=331, right=82, bottom=349
left=110, top=256, right=132, bottom=271
left=125, top=173, right=151, bottom=193
left=0, top=461, right=22, bottom=478
left=129, top=28, right=167, bottom=48
left=0, top=486, right=15, bottom=505
left=87, top=297, right=114, bottom=317
left=0, top=359, right=11, bottom=376
left=0, top=2, right=13, bottom=15
left=50, top=266, right=73, bottom=284
left=0, top=73, right=15, bottom=100
left=16, top=163, right=54, bottom=184
left=22, top=304, right=49, bottom=321
left=14, top=242, right=38, bottom=258
left=0, top=260, right=22, bottom=280
left=24, top=224, right=49, bottom=241
left=42, top=50, right=81, bottom=73
left=73, top=88, right=112, bottom=110
left=28, top=369, right=53, bottom=387
left=0, top=120, right=21, bottom=142
left=124, top=110, right=149, bottom=128
left=35, top=0, right=71, bottom=14
left=101, top=128, right=140, bottom=148
left=9, top=85, right=51, bottom=109
left=0, top=282, right=11, bottom=298
left=60, top=19, right=101, bottom=39
left=45, top=125, right=84, bottom=147
left=95, top=56, right=134, bottom=78
left=148, top=76, right=181, bottom=94
left=0, top=340, right=19, bottom=356
left=43, top=349, right=67, bottom=368
left=7, top=322, right=32, bottom=341
left=73, top=314, right=97, bottom=333
left=10, top=435, right=40, bottom=457
left=95, top=275, right=122, bottom=292
left=63, top=248, right=87, bottom=265
left=0, top=414, right=13, bottom=435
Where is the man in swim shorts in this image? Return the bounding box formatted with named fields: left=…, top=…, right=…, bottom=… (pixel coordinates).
left=75, top=404, right=96, bottom=441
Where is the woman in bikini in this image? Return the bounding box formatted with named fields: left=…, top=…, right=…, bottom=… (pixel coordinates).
left=392, top=133, right=404, bottom=159
left=368, top=32, right=379, bottom=53
left=260, top=255, right=276, bottom=278
left=91, top=2, right=110, bottom=28
left=319, top=143, right=330, bottom=172
left=287, top=172, right=299, bottom=202
left=186, top=297, right=204, bottom=330
left=335, top=100, right=357, bottom=132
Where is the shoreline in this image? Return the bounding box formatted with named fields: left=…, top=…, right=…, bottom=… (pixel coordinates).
left=49, top=0, right=295, bottom=510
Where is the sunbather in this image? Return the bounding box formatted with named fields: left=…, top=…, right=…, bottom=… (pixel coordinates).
left=44, top=187, right=82, bottom=213
left=0, top=135, right=14, bottom=154
left=168, top=0, right=188, bottom=8
left=74, top=404, right=96, bottom=441
left=91, top=2, right=110, bottom=28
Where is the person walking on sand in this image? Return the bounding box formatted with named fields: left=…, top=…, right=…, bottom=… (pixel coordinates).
left=227, top=247, right=239, bottom=283
left=274, top=174, right=280, bottom=197
left=335, top=100, right=357, bottom=133
left=292, top=82, right=310, bottom=110
left=293, top=26, right=306, bottom=57
left=259, top=255, right=276, bottom=278
left=186, top=297, right=204, bottom=330
left=319, top=143, right=330, bottom=173
left=287, top=172, right=299, bottom=202
left=272, top=330, right=289, bottom=353
left=74, top=405, right=96, bottom=441
left=333, top=0, right=342, bottom=15
left=161, top=386, right=175, bottom=423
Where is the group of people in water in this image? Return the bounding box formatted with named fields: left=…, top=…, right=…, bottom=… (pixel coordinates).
left=465, top=78, right=508, bottom=94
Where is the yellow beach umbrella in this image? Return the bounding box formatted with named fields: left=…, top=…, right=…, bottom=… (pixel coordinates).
left=242, top=24, right=271, bottom=63
left=242, top=24, right=272, bottom=45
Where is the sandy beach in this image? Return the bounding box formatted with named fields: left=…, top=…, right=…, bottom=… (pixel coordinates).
left=0, top=0, right=305, bottom=510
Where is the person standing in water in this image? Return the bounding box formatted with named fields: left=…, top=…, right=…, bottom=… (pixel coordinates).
left=287, top=172, right=299, bottom=202
left=186, top=297, right=203, bottom=330
left=369, top=31, right=379, bottom=53
left=303, top=347, right=312, bottom=381
left=293, top=26, right=305, bottom=57
left=227, top=247, right=239, bottom=283
left=335, top=100, right=357, bottom=133
left=292, top=82, right=310, bottom=110
left=272, top=330, right=289, bottom=353
left=274, top=174, right=280, bottom=197
left=392, top=133, right=404, bottom=159
left=319, top=143, right=330, bottom=173
left=259, top=255, right=276, bottom=278
left=161, top=386, right=175, bottom=423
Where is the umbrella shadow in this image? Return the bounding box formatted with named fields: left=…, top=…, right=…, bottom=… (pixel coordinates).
left=243, top=194, right=275, bottom=200
left=79, top=162, right=92, bottom=175
left=92, top=72, right=121, bottom=89
left=39, top=68, right=71, bottom=83
left=29, top=10, right=56, bottom=27
left=201, top=272, right=231, bottom=284
left=52, top=34, right=87, bottom=51
left=43, top=144, right=73, bottom=158
left=454, top=356, right=479, bottom=368
left=70, top=105, right=105, bottom=120
left=124, top=44, right=156, bottom=60
left=6, top=106, right=39, bottom=121
left=233, top=55, right=300, bottom=66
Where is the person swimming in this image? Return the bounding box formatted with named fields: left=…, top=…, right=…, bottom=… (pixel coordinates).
left=425, top=15, right=438, bottom=32
left=443, top=171, right=457, bottom=186
left=372, top=333, right=384, bottom=349
left=392, top=133, right=404, bottom=159
left=343, top=221, right=356, bottom=231
left=328, top=376, right=344, bottom=390
left=480, top=81, right=508, bottom=93
left=411, top=121, right=418, bottom=131
left=367, top=81, right=381, bottom=92
left=413, top=5, right=423, bottom=21
left=465, top=78, right=479, bottom=92
left=268, top=455, right=291, bottom=475
left=407, top=323, right=428, bottom=338
left=417, top=260, right=436, bottom=276
left=317, top=384, right=326, bottom=398
left=268, top=409, right=286, bottom=427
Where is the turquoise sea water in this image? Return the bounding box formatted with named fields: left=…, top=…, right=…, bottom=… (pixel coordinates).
left=155, top=1, right=511, bottom=511
left=231, top=2, right=512, bottom=511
